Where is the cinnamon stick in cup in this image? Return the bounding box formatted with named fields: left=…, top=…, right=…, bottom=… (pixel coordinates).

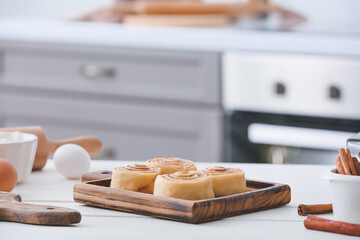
left=335, top=150, right=360, bottom=176
left=298, top=204, right=333, bottom=216
left=346, top=149, right=358, bottom=176
left=304, top=215, right=360, bottom=237
left=335, top=156, right=345, bottom=175
left=339, top=148, right=351, bottom=175
left=354, top=157, right=360, bottom=175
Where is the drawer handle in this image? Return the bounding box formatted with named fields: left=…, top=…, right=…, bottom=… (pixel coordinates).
left=80, top=65, right=115, bottom=79
left=329, top=86, right=341, bottom=100
left=274, top=82, right=286, bottom=96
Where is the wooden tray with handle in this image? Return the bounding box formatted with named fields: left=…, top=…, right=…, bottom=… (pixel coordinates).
left=74, top=170, right=291, bottom=224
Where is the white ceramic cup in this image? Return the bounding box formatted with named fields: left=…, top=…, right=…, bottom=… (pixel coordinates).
left=323, top=169, right=360, bottom=224
left=0, top=131, right=38, bottom=183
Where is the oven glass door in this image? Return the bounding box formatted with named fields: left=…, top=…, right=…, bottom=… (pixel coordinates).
left=225, top=111, right=360, bottom=164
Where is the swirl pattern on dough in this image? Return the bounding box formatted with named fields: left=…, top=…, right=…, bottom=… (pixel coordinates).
left=164, top=171, right=205, bottom=181
left=202, top=166, right=242, bottom=175
left=122, top=163, right=159, bottom=172
left=146, top=157, right=196, bottom=174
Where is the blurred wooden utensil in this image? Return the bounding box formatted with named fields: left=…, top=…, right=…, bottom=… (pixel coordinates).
left=81, top=170, right=113, bottom=182
left=80, top=0, right=305, bottom=28
left=114, top=0, right=280, bottom=17
left=123, top=14, right=232, bottom=27
left=0, top=126, right=103, bottom=170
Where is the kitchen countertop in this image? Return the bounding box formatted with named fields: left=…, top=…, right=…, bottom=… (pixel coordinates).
left=1, top=19, right=360, bottom=56
left=2, top=160, right=357, bottom=240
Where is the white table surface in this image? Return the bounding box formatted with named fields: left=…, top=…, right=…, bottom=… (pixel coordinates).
left=2, top=160, right=357, bottom=240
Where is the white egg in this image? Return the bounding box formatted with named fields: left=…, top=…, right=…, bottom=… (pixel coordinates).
left=53, top=144, right=91, bottom=179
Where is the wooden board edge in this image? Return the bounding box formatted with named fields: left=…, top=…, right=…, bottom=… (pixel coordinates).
left=73, top=182, right=196, bottom=223
left=191, top=184, right=291, bottom=223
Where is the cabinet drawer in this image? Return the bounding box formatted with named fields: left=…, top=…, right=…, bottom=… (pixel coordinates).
left=0, top=93, right=222, bottom=162
left=223, top=52, right=360, bottom=119
left=1, top=44, right=220, bottom=104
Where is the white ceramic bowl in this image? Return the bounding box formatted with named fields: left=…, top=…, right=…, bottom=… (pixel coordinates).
left=0, top=131, right=38, bottom=183
left=323, top=169, right=360, bottom=224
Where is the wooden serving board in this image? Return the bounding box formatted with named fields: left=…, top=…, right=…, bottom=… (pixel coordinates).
left=74, top=173, right=291, bottom=224
left=0, top=192, right=81, bottom=225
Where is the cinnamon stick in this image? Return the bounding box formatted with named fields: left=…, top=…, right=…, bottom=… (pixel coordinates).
left=354, top=157, right=360, bottom=175
left=346, top=148, right=358, bottom=176
left=304, top=215, right=360, bottom=237
left=338, top=148, right=351, bottom=175
left=298, top=204, right=333, bottom=216
left=335, top=156, right=345, bottom=175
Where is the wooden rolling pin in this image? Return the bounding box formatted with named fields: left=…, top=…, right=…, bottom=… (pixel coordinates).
left=0, top=126, right=103, bottom=170
left=123, top=14, right=232, bottom=27
left=114, top=0, right=280, bottom=17
left=0, top=192, right=81, bottom=225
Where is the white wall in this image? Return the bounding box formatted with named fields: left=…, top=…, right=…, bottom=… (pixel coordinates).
left=0, top=0, right=114, bottom=19
left=270, top=0, right=360, bottom=34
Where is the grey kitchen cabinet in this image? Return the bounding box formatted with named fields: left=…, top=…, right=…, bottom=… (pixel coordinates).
left=1, top=43, right=220, bottom=104
left=0, top=43, right=223, bottom=162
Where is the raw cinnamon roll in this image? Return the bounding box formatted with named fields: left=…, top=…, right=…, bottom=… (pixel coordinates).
left=110, top=164, right=160, bottom=194
left=154, top=171, right=214, bottom=200
left=200, top=166, right=246, bottom=197
left=146, top=157, right=196, bottom=174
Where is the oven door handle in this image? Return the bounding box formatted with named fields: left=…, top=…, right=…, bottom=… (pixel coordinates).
left=248, top=123, right=355, bottom=150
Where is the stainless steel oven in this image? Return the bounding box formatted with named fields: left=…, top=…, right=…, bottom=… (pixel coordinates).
left=222, top=52, right=360, bottom=164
